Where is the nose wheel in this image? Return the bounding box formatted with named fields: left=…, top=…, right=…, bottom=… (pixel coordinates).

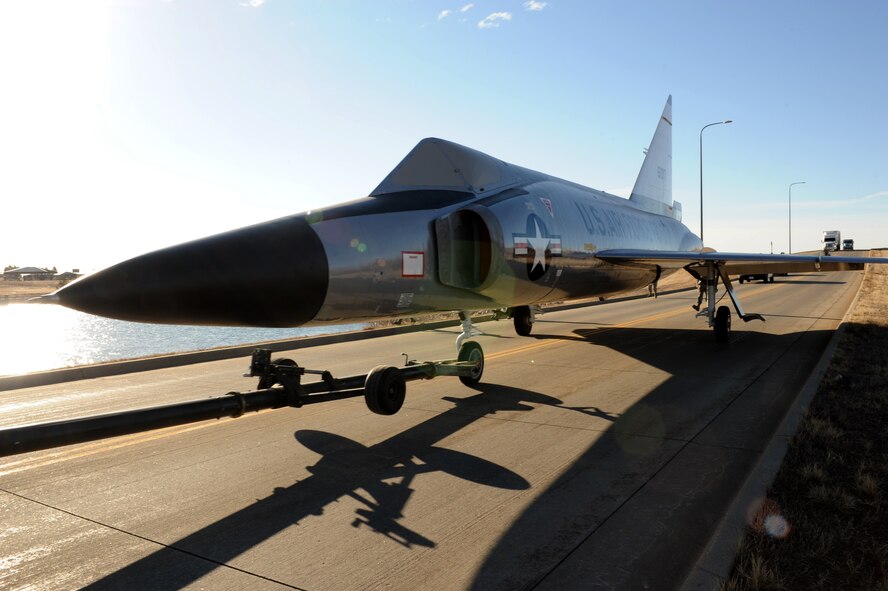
left=457, top=341, right=484, bottom=386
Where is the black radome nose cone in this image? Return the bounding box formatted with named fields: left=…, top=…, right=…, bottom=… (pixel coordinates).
left=55, top=215, right=329, bottom=327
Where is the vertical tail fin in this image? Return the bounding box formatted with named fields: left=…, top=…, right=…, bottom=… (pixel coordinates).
left=629, top=96, right=680, bottom=220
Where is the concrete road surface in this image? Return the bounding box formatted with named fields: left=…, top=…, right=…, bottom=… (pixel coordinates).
left=0, top=270, right=862, bottom=590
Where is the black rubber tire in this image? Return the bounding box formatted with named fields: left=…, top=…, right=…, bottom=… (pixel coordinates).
left=364, top=366, right=406, bottom=415
left=738, top=277, right=744, bottom=284
left=513, top=306, right=534, bottom=336
left=714, top=305, right=731, bottom=343
left=457, top=341, right=485, bottom=387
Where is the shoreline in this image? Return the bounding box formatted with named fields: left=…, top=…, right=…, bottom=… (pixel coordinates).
left=0, top=279, right=63, bottom=299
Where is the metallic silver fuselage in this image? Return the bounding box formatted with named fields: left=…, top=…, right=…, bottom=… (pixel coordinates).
left=308, top=171, right=702, bottom=325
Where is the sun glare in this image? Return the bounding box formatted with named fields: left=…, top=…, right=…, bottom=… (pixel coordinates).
left=0, top=304, right=93, bottom=375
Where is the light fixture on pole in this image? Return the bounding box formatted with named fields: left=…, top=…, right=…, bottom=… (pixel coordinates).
left=788, top=181, right=805, bottom=254
left=699, top=119, right=733, bottom=245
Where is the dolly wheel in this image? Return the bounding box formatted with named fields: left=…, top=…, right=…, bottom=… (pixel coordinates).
left=364, top=366, right=406, bottom=415
left=714, top=306, right=731, bottom=343
left=513, top=306, right=534, bottom=336
left=458, top=341, right=485, bottom=387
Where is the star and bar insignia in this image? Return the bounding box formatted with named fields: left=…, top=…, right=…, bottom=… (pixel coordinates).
left=513, top=214, right=561, bottom=280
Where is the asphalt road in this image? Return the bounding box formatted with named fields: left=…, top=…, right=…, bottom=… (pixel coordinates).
left=0, top=270, right=863, bottom=590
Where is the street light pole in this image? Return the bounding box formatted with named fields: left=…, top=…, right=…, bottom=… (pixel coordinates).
left=699, top=119, right=733, bottom=245
left=788, top=181, right=805, bottom=253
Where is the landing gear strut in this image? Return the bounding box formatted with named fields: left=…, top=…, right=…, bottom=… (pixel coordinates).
left=456, top=311, right=483, bottom=352
left=690, top=263, right=765, bottom=342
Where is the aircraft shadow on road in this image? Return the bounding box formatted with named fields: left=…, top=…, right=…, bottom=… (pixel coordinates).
left=469, top=325, right=841, bottom=589
left=82, top=384, right=563, bottom=591
left=83, top=323, right=848, bottom=591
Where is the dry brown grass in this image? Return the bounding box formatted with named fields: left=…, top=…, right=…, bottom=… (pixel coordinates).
left=0, top=279, right=59, bottom=300
left=723, top=251, right=888, bottom=590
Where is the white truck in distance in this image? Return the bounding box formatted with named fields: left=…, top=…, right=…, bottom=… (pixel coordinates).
left=822, top=230, right=841, bottom=253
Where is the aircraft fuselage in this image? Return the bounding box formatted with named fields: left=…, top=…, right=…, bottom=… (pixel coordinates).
left=309, top=176, right=701, bottom=325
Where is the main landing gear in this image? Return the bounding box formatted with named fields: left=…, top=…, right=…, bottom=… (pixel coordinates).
left=509, top=305, right=537, bottom=336
left=690, top=262, right=765, bottom=343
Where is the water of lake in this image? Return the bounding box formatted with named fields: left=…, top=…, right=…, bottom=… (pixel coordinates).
left=0, top=303, right=363, bottom=376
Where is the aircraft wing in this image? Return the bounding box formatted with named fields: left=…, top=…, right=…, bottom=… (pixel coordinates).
left=595, top=249, right=888, bottom=276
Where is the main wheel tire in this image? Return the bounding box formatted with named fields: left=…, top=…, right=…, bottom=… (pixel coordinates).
left=513, top=306, right=534, bottom=336
left=457, top=341, right=484, bottom=387
left=714, top=305, right=731, bottom=343
left=364, top=365, right=406, bottom=415
left=739, top=277, right=745, bottom=284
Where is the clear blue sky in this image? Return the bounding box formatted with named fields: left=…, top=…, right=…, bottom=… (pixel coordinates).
left=2, top=0, right=886, bottom=272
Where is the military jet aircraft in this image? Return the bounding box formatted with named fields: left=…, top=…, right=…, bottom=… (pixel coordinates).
left=42, top=96, right=888, bottom=347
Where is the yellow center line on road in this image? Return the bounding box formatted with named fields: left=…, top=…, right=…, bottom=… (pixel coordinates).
left=2, top=282, right=791, bottom=474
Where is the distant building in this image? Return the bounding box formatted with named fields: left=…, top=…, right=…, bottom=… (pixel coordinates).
left=3, top=267, right=54, bottom=281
